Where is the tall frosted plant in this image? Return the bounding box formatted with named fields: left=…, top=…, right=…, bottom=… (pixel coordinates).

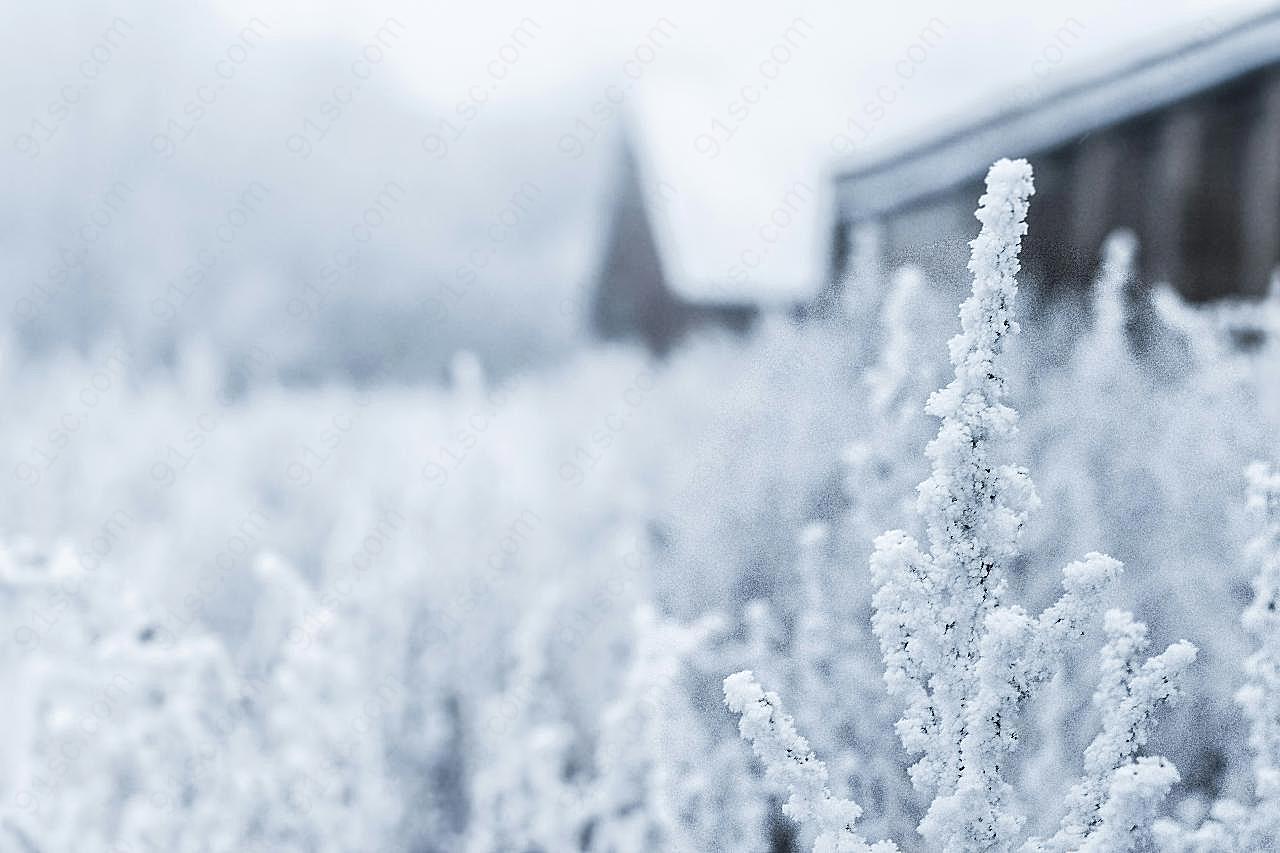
left=874, top=158, right=1092, bottom=849
left=727, top=160, right=1194, bottom=853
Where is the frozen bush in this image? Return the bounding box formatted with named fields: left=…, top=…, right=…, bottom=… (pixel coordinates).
left=1155, top=462, right=1280, bottom=851
left=585, top=606, right=734, bottom=852
left=729, top=160, right=1194, bottom=853
left=1028, top=610, right=1195, bottom=852
left=465, top=591, right=583, bottom=853
left=1019, top=233, right=1256, bottom=803
left=755, top=525, right=921, bottom=847
left=723, top=670, right=898, bottom=853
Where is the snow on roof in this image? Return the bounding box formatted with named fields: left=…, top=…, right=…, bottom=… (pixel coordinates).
left=624, top=72, right=834, bottom=305
left=833, top=5, right=1280, bottom=221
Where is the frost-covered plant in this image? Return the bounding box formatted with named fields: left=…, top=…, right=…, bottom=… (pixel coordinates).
left=727, top=159, right=1194, bottom=853
left=866, top=265, right=948, bottom=425
left=4, top=619, right=263, bottom=852
left=723, top=670, right=898, bottom=853
left=721, top=526, right=920, bottom=848
left=870, top=159, right=1196, bottom=852
left=816, top=266, right=951, bottom=844
left=1121, top=275, right=1279, bottom=789
left=767, top=524, right=920, bottom=846
left=585, top=605, right=728, bottom=852
left=838, top=264, right=949, bottom=556
left=246, top=553, right=402, bottom=851
left=465, top=591, right=583, bottom=853
left=1026, top=229, right=1154, bottom=567
left=1155, top=462, right=1280, bottom=852
left=1017, top=231, right=1222, bottom=801
left=1075, top=229, right=1137, bottom=383
left=1028, top=610, right=1195, bottom=852
left=872, top=159, right=1076, bottom=848
left=0, top=543, right=316, bottom=852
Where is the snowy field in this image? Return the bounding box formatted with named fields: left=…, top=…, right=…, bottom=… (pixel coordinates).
left=1, top=161, right=1278, bottom=851
left=6, top=2, right=1280, bottom=851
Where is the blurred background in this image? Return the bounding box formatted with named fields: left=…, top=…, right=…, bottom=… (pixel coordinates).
left=3, top=1, right=1280, bottom=851
left=3, top=0, right=1272, bottom=377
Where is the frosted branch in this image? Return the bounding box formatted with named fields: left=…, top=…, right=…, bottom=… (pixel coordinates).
left=723, top=671, right=898, bottom=853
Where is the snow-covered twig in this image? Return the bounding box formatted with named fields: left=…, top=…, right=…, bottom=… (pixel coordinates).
left=1032, top=612, right=1195, bottom=852
left=723, top=671, right=898, bottom=853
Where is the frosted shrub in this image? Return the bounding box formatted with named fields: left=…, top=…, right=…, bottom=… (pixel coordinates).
left=814, top=265, right=952, bottom=844
left=1027, top=610, right=1194, bottom=852
left=865, top=265, right=948, bottom=425
left=455, top=591, right=754, bottom=853
left=4, top=620, right=261, bottom=851
left=748, top=525, right=920, bottom=846
left=1011, top=232, right=1151, bottom=799
left=794, top=525, right=907, bottom=818
left=465, top=591, right=582, bottom=853
left=1155, top=462, right=1280, bottom=851
left=1076, top=229, right=1137, bottom=382
left=246, top=554, right=402, bottom=851
left=838, top=263, right=949, bottom=556
left=585, top=606, right=736, bottom=852
left=1, top=544, right=278, bottom=852
left=724, top=670, right=898, bottom=853
left=726, top=160, right=1195, bottom=853
left=1018, top=229, right=1163, bottom=586
left=1136, top=274, right=1279, bottom=788
left=868, top=159, right=1194, bottom=851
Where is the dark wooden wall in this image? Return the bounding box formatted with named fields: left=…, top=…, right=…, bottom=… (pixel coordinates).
left=840, top=64, right=1280, bottom=303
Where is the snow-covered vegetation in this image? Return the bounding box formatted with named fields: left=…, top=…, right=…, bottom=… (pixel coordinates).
left=2, top=159, right=1278, bottom=852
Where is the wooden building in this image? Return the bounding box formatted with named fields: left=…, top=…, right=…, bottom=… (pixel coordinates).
left=829, top=9, right=1280, bottom=304
left=590, top=132, right=759, bottom=355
